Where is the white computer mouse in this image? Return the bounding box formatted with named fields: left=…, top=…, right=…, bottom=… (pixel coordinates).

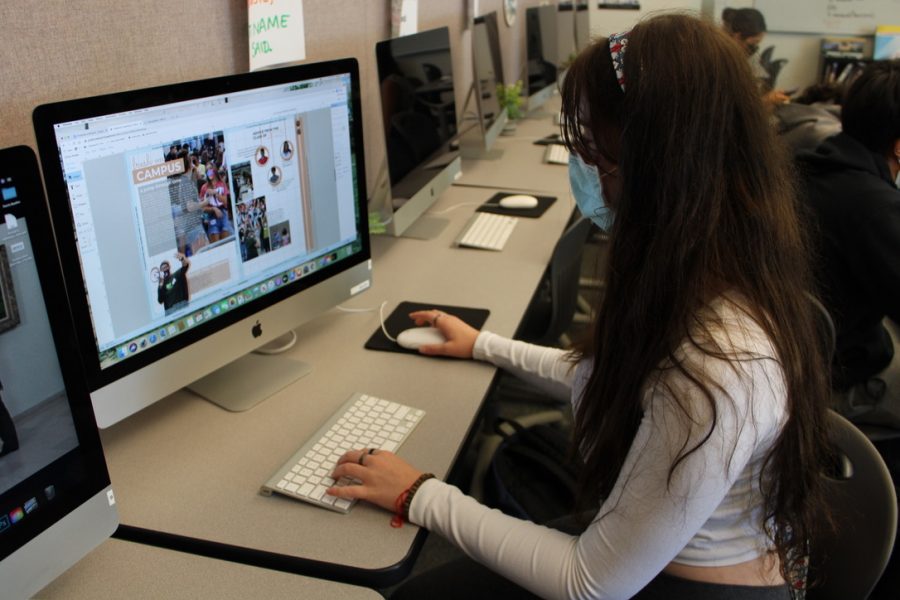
left=396, top=327, right=447, bottom=350
left=499, top=194, right=539, bottom=210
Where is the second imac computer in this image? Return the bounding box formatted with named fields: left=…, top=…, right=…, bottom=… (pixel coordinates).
left=524, top=5, right=560, bottom=114
left=375, top=26, right=462, bottom=239
left=557, top=3, right=578, bottom=72
left=575, top=1, right=591, bottom=52
left=459, top=11, right=508, bottom=159
left=33, top=58, right=372, bottom=428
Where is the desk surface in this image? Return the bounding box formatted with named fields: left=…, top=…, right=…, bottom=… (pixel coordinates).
left=456, top=96, right=567, bottom=194
left=35, top=539, right=381, bottom=600
left=99, top=180, right=573, bottom=585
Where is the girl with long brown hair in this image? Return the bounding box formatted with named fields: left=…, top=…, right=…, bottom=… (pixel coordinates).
left=328, top=13, right=832, bottom=599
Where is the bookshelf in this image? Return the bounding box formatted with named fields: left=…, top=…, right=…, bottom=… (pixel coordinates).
left=819, top=37, right=871, bottom=86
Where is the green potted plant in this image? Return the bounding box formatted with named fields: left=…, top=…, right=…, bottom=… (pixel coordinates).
left=496, top=80, right=525, bottom=132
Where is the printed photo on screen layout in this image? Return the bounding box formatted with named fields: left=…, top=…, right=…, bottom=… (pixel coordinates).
left=132, top=131, right=237, bottom=318
left=236, top=196, right=292, bottom=262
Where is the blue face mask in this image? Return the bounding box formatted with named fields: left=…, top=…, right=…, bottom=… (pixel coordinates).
left=568, top=153, right=614, bottom=231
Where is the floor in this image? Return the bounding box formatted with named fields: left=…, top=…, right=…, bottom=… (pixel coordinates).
left=0, top=393, right=79, bottom=494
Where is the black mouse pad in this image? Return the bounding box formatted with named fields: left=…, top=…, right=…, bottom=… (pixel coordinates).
left=476, top=192, right=556, bottom=219
left=532, top=133, right=562, bottom=146
left=364, top=301, right=490, bottom=356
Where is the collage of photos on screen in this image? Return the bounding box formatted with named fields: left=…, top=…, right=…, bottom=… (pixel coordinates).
left=164, top=131, right=234, bottom=260
left=102, top=129, right=308, bottom=368
left=236, top=138, right=295, bottom=264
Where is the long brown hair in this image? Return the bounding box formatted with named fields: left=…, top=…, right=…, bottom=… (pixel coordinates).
left=561, top=14, right=831, bottom=582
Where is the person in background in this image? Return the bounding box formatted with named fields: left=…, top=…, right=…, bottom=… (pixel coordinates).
left=721, top=7, right=790, bottom=106
left=799, top=59, right=900, bottom=600
left=774, top=82, right=843, bottom=155
left=798, top=60, right=900, bottom=426
left=327, top=14, right=833, bottom=600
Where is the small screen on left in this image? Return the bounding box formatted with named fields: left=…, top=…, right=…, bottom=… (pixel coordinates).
left=0, top=174, right=79, bottom=550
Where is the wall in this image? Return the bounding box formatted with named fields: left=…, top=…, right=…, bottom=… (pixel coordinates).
left=587, top=0, right=856, bottom=94
left=589, top=0, right=704, bottom=36
left=712, top=0, right=877, bottom=93
left=0, top=0, right=547, bottom=200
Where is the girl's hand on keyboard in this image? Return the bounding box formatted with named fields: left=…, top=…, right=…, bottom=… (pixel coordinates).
left=328, top=449, right=423, bottom=512
left=409, top=310, right=478, bottom=358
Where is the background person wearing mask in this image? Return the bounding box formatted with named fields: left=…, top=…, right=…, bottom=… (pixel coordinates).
left=722, top=7, right=790, bottom=107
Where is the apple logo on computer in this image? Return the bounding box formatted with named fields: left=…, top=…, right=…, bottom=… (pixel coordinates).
left=252, top=320, right=262, bottom=338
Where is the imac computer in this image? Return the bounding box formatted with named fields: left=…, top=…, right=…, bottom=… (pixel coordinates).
left=33, top=58, right=372, bottom=428
left=524, top=5, right=560, bottom=114
left=459, top=11, right=508, bottom=160
left=0, top=145, right=118, bottom=598
left=557, top=3, right=578, bottom=71
left=575, top=2, right=591, bottom=52
left=375, top=26, right=462, bottom=239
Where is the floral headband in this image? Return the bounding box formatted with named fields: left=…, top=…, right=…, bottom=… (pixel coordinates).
left=609, top=30, right=630, bottom=92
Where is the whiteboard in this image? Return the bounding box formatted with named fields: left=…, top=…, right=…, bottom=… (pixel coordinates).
left=754, top=0, right=900, bottom=35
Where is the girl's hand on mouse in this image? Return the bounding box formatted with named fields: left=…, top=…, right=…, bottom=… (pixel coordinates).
left=409, top=310, right=479, bottom=358
left=328, top=449, right=424, bottom=512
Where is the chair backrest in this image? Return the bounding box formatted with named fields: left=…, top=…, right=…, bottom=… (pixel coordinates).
left=524, top=216, right=592, bottom=346
left=806, top=410, right=898, bottom=599
left=807, top=292, right=837, bottom=362
left=758, top=46, right=788, bottom=89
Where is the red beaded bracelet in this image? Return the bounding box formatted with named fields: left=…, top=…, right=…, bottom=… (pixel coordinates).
left=391, top=473, right=435, bottom=528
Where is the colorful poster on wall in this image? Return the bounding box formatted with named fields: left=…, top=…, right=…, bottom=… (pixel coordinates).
left=874, top=25, right=900, bottom=60
left=248, top=0, right=307, bottom=71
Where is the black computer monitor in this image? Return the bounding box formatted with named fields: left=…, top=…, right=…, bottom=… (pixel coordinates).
left=524, top=5, right=560, bottom=113
left=557, top=3, right=577, bottom=69
left=33, top=59, right=372, bottom=427
left=575, top=2, right=591, bottom=52
left=376, top=27, right=462, bottom=239
left=0, top=145, right=118, bottom=597
left=460, top=11, right=508, bottom=159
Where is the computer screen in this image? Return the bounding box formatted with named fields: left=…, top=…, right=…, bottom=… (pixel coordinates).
left=557, top=4, right=577, bottom=69
left=460, top=11, right=508, bottom=159
left=575, top=2, right=591, bottom=52
left=0, top=145, right=117, bottom=598
left=525, top=5, right=560, bottom=112
left=376, top=27, right=462, bottom=239
left=33, top=59, right=372, bottom=427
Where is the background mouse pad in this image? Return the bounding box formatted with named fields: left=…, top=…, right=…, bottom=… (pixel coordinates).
left=364, top=301, right=490, bottom=356
left=476, top=192, right=556, bottom=219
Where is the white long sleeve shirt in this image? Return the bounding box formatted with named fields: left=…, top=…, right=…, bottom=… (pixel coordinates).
left=409, top=297, right=788, bottom=600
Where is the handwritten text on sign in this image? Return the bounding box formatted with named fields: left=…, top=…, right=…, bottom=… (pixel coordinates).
left=248, top=0, right=306, bottom=71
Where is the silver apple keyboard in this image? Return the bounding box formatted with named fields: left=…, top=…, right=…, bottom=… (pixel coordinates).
left=543, top=143, right=569, bottom=165
left=455, top=211, right=518, bottom=251
left=260, top=392, right=425, bottom=513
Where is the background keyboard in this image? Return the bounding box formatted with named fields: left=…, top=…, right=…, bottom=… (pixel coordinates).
left=260, top=392, right=425, bottom=513
left=543, top=143, right=569, bottom=165
left=455, top=212, right=518, bottom=251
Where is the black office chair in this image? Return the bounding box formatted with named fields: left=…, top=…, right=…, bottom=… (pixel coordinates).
left=471, top=215, right=594, bottom=451
left=806, top=410, right=898, bottom=600
left=759, top=45, right=788, bottom=90
left=515, top=215, right=593, bottom=347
